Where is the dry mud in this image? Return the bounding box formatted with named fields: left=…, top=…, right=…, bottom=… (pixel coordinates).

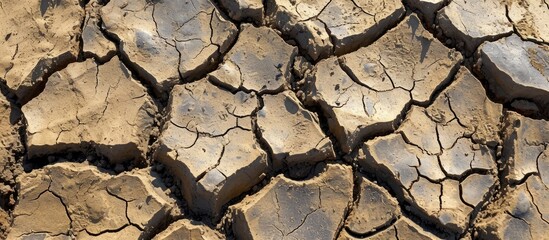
left=0, top=0, right=548, bottom=239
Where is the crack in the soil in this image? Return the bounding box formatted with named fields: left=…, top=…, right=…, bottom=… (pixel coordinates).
left=525, top=182, right=549, bottom=225
left=5, top=1, right=549, bottom=239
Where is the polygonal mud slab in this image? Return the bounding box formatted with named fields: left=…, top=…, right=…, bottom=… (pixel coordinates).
left=101, top=0, right=237, bottom=94
left=209, top=24, right=297, bottom=93
left=475, top=175, right=549, bottom=240
left=231, top=164, right=353, bottom=240
left=265, top=0, right=405, bottom=60
left=8, top=162, right=175, bottom=239
left=152, top=219, right=223, bottom=240
left=501, top=112, right=549, bottom=183
left=219, top=0, right=264, bottom=23
left=82, top=0, right=117, bottom=62
left=305, top=57, right=410, bottom=153
left=23, top=57, right=158, bottom=163
left=340, top=14, right=462, bottom=104
left=155, top=79, right=267, bottom=219
left=344, top=173, right=400, bottom=236
left=437, top=0, right=513, bottom=53
left=0, top=0, right=85, bottom=103
left=257, top=91, right=334, bottom=167
left=358, top=67, right=501, bottom=233
left=508, top=0, right=549, bottom=44
left=317, top=0, right=406, bottom=56
left=339, top=217, right=442, bottom=240
left=479, top=34, right=549, bottom=111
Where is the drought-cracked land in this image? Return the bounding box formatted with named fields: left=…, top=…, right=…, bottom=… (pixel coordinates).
left=0, top=0, right=548, bottom=239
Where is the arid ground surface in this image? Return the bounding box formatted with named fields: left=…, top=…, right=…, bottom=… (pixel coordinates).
left=0, top=0, right=549, bottom=239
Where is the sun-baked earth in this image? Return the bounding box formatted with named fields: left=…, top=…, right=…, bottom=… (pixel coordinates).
left=0, top=0, right=548, bottom=239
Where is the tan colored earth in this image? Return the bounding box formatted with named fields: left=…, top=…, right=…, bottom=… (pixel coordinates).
left=0, top=0, right=548, bottom=239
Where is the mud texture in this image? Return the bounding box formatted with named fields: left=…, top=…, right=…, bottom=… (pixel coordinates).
left=0, top=0, right=548, bottom=239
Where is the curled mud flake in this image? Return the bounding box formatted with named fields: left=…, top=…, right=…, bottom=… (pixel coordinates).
left=82, top=0, right=117, bottom=62
left=316, top=0, right=405, bottom=56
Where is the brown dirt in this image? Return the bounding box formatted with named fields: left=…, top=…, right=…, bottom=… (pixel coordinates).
left=0, top=0, right=548, bottom=239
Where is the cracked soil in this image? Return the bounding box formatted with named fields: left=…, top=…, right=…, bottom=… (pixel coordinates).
left=0, top=0, right=549, bottom=239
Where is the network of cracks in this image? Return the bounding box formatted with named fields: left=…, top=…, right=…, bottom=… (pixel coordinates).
left=0, top=0, right=548, bottom=239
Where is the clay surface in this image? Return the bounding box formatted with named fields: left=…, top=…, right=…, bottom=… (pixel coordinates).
left=475, top=175, right=549, bottom=240
left=266, top=0, right=405, bottom=60
left=155, top=79, right=267, bottom=219
left=101, top=0, right=237, bottom=94
left=1, top=0, right=549, bottom=239
left=305, top=14, right=462, bottom=153
left=0, top=0, right=85, bottom=102
left=344, top=173, right=400, bottom=236
left=359, top=67, right=501, bottom=233
left=209, top=24, right=297, bottom=93
left=231, top=164, right=353, bottom=240
left=257, top=91, right=335, bottom=167
left=508, top=0, right=549, bottom=44
left=437, top=0, right=513, bottom=52
left=340, top=14, right=462, bottom=104
left=479, top=34, right=549, bottom=113
left=82, top=0, right=116, bottom=62
left=8, top=162, right=175, bottom=239
left=501, top=112, right=549, bottom=183
left=23, top=57, right=158, bottom=163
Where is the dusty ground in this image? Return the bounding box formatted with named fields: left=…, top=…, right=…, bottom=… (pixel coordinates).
left=0, top=0, right=548, bottom=239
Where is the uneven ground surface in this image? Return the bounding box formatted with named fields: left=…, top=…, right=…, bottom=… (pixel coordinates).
left=0, top=0, right=548, bottom=239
